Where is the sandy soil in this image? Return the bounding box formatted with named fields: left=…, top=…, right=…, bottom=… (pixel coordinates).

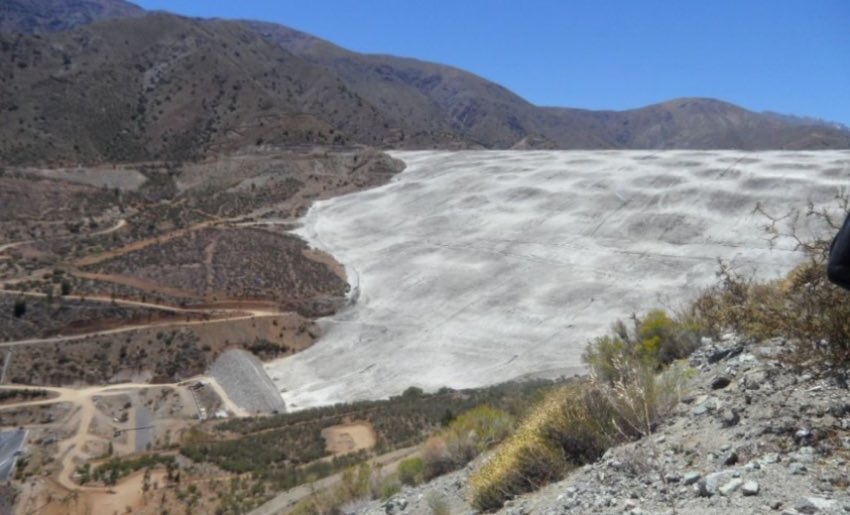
left=321, top=422, right=377, bottom=456
left=15, top=468, right=168, bottom=515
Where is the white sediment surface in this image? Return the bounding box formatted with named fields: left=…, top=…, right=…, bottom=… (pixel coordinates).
left=266, top=150, right=850, bottom=410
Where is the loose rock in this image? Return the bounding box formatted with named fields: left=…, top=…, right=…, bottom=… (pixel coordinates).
left=742, top=481, right=760, bottom=496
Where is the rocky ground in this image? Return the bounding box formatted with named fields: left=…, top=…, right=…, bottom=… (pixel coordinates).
left=353, top=334, right=850, bottom=514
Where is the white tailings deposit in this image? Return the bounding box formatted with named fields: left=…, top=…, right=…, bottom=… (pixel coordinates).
left=266, top=150, right=850, bottom=410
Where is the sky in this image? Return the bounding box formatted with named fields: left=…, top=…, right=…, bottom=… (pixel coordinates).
left=134, top=0, right=850, bottom=126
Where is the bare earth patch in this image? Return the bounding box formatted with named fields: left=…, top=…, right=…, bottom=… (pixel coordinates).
left=322, top=422, right=377, bottom=456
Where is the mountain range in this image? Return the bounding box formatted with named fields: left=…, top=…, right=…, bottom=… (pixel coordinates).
left=0, top=0, right=848, bottom=164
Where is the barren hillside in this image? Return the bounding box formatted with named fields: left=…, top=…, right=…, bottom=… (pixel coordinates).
left=0, top=13, right=395, bottom=164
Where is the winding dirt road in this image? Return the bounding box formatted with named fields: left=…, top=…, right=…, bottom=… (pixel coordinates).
left=0, top=218, right=128, bottom=255
left=0, top=377, right=242, bottom=491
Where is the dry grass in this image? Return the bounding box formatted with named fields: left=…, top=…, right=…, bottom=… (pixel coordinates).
left=471, top=310, right=697, bottom=512
left=470, top=384, right=620, bottom=512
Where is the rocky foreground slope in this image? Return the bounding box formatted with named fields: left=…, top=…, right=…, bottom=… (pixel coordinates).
left=354, top=334, right=850, bottom=514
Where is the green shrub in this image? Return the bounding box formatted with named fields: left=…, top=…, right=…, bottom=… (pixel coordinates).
left=372, top=475, right=401, bottom=500
left=441, top=405, right=514, bottom=465
left=397, top=457, right=424, bottom=486
left=337, top=462, right=372, bottom=500
left=421, top=405, right=514, bottom=480
left=583, top=309, right=698, bottom=383
left=426, top=492, right=451, bottom=515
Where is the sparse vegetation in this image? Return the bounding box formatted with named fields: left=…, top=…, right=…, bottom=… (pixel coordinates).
left=397, top=457, right=424, bottom=486
left=471, top=309, right=697, bottom=511
left=79, top=454, right=174, bottom=486
left=181, top=381, right=553, bottom=505
left=0, top=388, right=49, bottom=405
left=426, top=492, right=451, bottom=515
left=582, top=309, right=698, bottom=383
left=687, top=195, right=850, bottom=370
left=471, top=196, right=850, bottom=511
left=421, top=405, right=514, bottom=479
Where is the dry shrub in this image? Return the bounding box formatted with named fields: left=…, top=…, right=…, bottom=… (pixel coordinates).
left=685, top=262, right=788, bottom=341
left=421, top=435, right=452, bottom=479
left=471, top=311, right=699, bottom=512
left=470, top=383, right=623, bottom=512
left=290, top=462, right=373, bottom=515
left=680, top=192, right=850, bottom=371
left=535, top=383, right=625, bottom=462
left=591, top=359, right=694, bottom=438
left=689, top=256, right=850, bottom=370
left=469, top=426, right=566, bottom=512
left=421, top=405, right=514, bottom=479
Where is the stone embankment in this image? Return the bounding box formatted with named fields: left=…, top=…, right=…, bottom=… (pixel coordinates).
left=208, top=349, right=286, bottom=414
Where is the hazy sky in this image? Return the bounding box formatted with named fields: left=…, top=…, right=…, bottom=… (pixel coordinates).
left=134, top=0, right=850, bottom=125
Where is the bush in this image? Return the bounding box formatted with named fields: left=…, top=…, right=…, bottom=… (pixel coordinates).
left=426, top=492, right=450, bottom=515
left=397, top=457, right=424, bottom=486
left=472, top=318, right=698, bottom=511
left=684, top=261, right=788, bottom=341
left=591, top=360, right=694, bottom=437
left=441, top=405, right=514, bottom=466
left=337, top=462, right=372, bottom=500
left=686, top=200, right=850, bottom=371
left=536, top=384, right=626, bottom=461
left=371, top=474, right=401, bottom=500
left=470, top=384, right=621, bottom=512
left=469, top=427, right=565, bottom=512
left=582, top=309, right=697, bottom=383
left=691, top=196, right=850, bottom=370
left=421, top=405, right=514, bottom=479
left=421, top=435, right=452, bottom=479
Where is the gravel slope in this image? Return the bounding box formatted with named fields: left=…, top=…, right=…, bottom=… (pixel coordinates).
left=209, top=349, right=286, bottom=414
left=353, top=334, right=850, bottom=515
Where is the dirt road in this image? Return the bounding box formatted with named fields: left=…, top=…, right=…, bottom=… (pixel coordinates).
left=0, top=288, right=284, bottom=348
left=0, top=377, right=243, bottom=491
left=0, top=219, right=127, bottom=255
left=248, top=447, right=420, bottom=515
